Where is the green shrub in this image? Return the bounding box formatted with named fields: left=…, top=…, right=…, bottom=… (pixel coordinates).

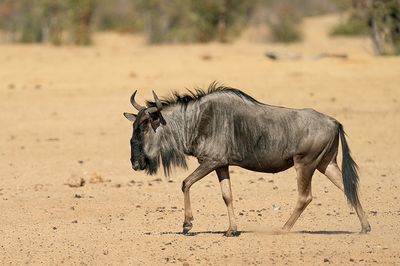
left=368, top=0, right=400, bottom=55
left=20, top=5, right=43, bottom=43
left=67, top=0, right=95, bottom=45
left=95, top=0, right=142, bottom=33
left=330, top=11, right=369, bottom=36
left=0, top=0, right=95, bottom=45
left=135, top=0, right=256, bottom=44
left=268, top=4, right=302, bottom=43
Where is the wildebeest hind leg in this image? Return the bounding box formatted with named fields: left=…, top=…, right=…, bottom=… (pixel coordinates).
left=216, top=166, right=239, bottom=237
left=181, top=162, right=219, bottom=235
left=319, top=162, right=371, bottom=233
left=282, top=163, right=314, bottom=232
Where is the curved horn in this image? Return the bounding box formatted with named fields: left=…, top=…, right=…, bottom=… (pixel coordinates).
left=130, top=90, right=145, bottom=111
left=152, top=90, right=163, bottom=111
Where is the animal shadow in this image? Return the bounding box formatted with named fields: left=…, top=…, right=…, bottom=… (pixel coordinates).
left=144, top=229, right=354, bottom=236
left=295, top=230, right=354, bottom=235
left=145, top=230, right=254, bottom=236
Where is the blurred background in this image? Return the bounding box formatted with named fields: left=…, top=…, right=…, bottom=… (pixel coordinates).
left=1, top=1, right=400, bottom=265
left=0, top=0, right=399, bottom=54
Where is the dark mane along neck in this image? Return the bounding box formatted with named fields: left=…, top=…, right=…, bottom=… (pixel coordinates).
left=146, top=82, right=261, bottom=108
left=146, top=83, right=261, bottom=176
left=157, top=110, right=188, bottom=176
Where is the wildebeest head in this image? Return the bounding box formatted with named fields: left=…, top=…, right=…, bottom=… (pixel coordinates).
left=123, top=91, right=166, bottom=174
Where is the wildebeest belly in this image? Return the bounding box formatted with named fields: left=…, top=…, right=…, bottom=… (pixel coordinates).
left=230, top=153, right=294, bottom=173
left=227, top=125, right=297, bottom=173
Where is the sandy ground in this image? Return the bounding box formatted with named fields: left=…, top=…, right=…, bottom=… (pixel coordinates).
left=1, top=15, right=400, bottom=265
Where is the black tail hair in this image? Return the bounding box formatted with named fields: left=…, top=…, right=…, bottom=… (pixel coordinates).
left=338, top=124, right=360, bottom=206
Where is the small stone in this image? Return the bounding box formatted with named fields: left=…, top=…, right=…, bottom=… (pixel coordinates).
left=324, top=258, right=330, bottom=263
left=272, top=204, right=281, bottom=211
left=89, top=173, right=107, bottom=184
left=34, top=184, right=44, bottom=191
left=200, top=54, right=212, bottom=61
left=66, top=175, right=85, bottom=187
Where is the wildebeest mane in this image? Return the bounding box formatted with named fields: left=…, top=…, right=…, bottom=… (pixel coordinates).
left=142, top=82, right=263, bottom=176
left=146, top=82, right=261, bottom=108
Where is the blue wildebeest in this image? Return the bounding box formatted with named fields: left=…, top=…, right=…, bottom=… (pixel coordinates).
left=123, top=84, right=371, bottom=236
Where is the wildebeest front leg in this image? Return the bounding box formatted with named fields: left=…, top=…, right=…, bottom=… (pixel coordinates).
left=181, top=162, right=218, bottom=235
left=216, top=166, right=239, bottom=237
left=282, top=163, right=314, bottom=232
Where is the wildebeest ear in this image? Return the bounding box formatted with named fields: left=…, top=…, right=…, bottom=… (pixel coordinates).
left=150, top=119, right=159, bottom=132
left=123, top=112, right=137, bottom=122
left=159, top=113, right=166, bottom=125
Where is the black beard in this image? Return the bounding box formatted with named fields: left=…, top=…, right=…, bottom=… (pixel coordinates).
left=144, top=156, right=160, bottom=175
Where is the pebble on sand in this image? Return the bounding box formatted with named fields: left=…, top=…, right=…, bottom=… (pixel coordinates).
left=65, top=175, right=85, bottom=187
left=89, top=173, right=109, bottom=184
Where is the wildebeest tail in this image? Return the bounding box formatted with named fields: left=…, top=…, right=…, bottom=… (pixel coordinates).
left=338, top=124, right=359, bottom=206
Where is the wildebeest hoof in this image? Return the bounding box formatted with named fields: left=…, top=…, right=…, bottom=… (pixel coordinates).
left=360, top=224, right=371, bottom=234
left=224, top=230, right=240, bottom=237
left=182, top=222, right=192, bottom=235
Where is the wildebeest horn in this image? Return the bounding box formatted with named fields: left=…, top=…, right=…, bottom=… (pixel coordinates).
left=130, top=90, right=145, bottom=111
left=152, top=91, right=163, bottom=111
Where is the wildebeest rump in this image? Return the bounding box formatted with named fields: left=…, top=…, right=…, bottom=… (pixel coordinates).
left=123, top=84, right=371, bottom=236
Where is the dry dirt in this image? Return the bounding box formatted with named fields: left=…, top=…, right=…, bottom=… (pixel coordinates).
left=1, top=15, right=400, bottom=265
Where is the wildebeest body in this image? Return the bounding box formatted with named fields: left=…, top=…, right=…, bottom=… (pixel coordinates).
left=164, top=93, right=337, bottom=173
left=124, top=84, right=371, bottom=236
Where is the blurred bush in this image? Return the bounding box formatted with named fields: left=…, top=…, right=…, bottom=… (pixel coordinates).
left=330, top=0, right=400, bottom=55
left=0, top=0, right=256, bottom=44
left=366, top=0, right=400, bottom=55
left=330, top=10, right=369, bottom=36
left=267, top=3, right=303, bottom=43
left=2, top=0, right=397, bottom=49
left=68, top=0, right=96, bottom=45
left=96, top=0, right=142, bottom=32
left=135, top=0, right=256, bottom=43
left=0, top=0, right=96, bottom=45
